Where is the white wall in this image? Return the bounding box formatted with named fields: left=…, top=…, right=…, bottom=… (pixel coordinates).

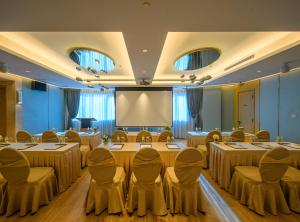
left=202, top=88, right=221, bottom=131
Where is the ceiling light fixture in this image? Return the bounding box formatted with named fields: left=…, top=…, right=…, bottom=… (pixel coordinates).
left=25, top=70, right=31, bottom=73
left=94, top=75, right=100, bottom=78
left=76, top=67, right=81, bottom=71
left=142, top=49, right=148, bottom=53
left=257, top=70, right=262, bottom=73
left=75, top=77, right=83, bottom=81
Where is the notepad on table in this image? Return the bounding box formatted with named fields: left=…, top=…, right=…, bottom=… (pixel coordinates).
left=225, top=142, right=247, bottom=149
left=140, top=143, right=152, bottom=148
left=44, top=144, right=66, bottom=150
left=166, top=143, right=180, bottom=149
left=110, top=143, right=124, bottom=149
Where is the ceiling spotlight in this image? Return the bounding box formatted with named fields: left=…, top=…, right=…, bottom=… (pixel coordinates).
left=99, top=69, right=108, bottom=74
left=139, top=79, right=151, bottom=86
left=180, top=74, right=185, bottom=78
left=202, top=75, right=212, bottom=81
left=257, top=70, right=262, bottom=73
left=142, top=70, right=147, bottom=74
left=86, top=79, right=91, bottom=83
left=25, top=70, right=31, bottom=73
left=180, top=79, right=186, bottom=83
left=75, top=77, right=83, bottom=81
left=189, top=74, right=197, bottom=83
left=76, top=66, right=81, bottom=71
left=142, top=1, right=151, bottom=7
left=280, top=63, right=290, bottom=73
left=197, top=80, right=204, bottom=85
left=142, top=49, right=148, bottom=53
left=94, top=59, right=100, bottom=64
left=87, top=66, right=97, bottom=74
left=94, top=75, right=100, bottom=78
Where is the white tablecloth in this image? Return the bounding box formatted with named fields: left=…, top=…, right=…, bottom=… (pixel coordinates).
left=1, top=143, right=81, bottom=193
left=34, top=132, right=101, bottom=150
left=126, top=132, right=160, bottom=142
left=101, top=142, right=184, bottom=184
left=209, top=142, right=300, bottom=191
left=187, top=131, right=255, bottom=147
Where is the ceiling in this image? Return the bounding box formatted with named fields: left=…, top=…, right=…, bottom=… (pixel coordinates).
left=0, top=0, right=300, bottom=88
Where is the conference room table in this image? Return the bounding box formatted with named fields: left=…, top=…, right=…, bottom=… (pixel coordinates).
left=34, top=131, right=101, bottom=150
left=101, top=142, right=185, bottom=184
left=187, top=131, right=255, bottom=147
left=209, top=141, right=300, bottom=191
left=0, top=142, right=81, bottom=193
left=126, top=131, right=160, bottom=142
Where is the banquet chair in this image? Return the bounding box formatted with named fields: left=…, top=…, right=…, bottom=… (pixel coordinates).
left=197, top=130, right=222, bottom=168
left=136, top=130, right=152, bottom=142
left=0, top=148, right=57, bottom=216
left=111, top=130, right=128, bottom=143
left=229, top=147, right=291, bottom=216
left=85, top=148, right=126, bottom=215
left=280, top=166, right=300, bottom=213
left=230, top=130, right=245, bottom=142
left=158, top=131, right=173, bottom=142
left=255, top=130, right=270, bottom=142
left=127, top=148, right=167, bottom=216
left=0, top=173, right=7, bottom=215
left=16, top=130, right=34, bottom=143
left=65, top=130, right=90, bottom=167
left=41, top=130, right=59, bottom=143
left=163, top=148, right=205, bottom=215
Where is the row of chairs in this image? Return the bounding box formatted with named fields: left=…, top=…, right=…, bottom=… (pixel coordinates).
left=198, top=130, right=271, bottom=168
left=111, top=130, right=173, bottom=142
left=16, top=130, right=90, bottom=167
left=229, top=147, right=300, bottom=215
left=85, top=147, right=204, bottom=216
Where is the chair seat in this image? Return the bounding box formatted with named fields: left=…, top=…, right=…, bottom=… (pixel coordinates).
left=281, top=166, right=300, bottom=183
left=27, top=167, right=55, bottom=182
left=113, top=167, right=125, bottom=184
left=235, top=166, right=262, bottom=183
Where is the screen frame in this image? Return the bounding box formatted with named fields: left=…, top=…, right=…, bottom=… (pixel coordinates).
left=114, top=87, right=173, bottom=128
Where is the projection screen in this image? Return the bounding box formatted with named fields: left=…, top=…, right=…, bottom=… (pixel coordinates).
left=115, top=87, right=173, bottom=127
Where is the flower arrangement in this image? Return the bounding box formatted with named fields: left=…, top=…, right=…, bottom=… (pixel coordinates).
left=165, top=126, right=171, bottom=131
left=276, top=135, right=283, bottom=143
left=102, top=135, right=109, bottom=144
left=212, top=134, right=220, bottom=142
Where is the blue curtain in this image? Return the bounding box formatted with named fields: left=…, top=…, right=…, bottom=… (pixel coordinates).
left=64, top=89, right=80, bottom=129
left=77, top=89, right=115, bottom=136
left=173, top=88, right=193, bottom=138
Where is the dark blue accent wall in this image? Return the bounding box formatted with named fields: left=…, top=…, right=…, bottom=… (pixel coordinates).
left=22, top=80, right=64, bottom=134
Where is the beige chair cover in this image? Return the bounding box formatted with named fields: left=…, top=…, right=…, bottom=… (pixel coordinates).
left=229, top=147, right=291, bottom=215
left=255, top=130, right=270, bottom=142
left=136, top=130, right=152, bottom=142
left=0, top=173, right=7, bottom=215
left=65, top=130, right=90, bottom=167
left=157, top=131, right=173, bottom=142
left=197, top=130, right=222, bottom=168
left=112, top=130, right=128, bottom=142
left=41, top=130, right=59, bottom=143
left=127, top=148, right=167, bottom=216
left=163, top=148, right=205, bottom=215
left=0, top=148, right=57, bottom=216
left=16, top=130, right=34, bottom=143
left=230, top=130, right=245, bottom=142
left=86, top=148, right=126, bottom=215
left=280, top=166, right=300, bottom=213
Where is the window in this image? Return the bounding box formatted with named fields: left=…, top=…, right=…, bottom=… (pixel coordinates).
left=173, top=89, right=189, bottom=122
left=77, top=89, right=115, bottom=121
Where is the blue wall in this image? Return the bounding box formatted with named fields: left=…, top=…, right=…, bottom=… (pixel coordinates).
left=203, top=88, right=221, bottom=131
left=22, top=80, right=64, bottom=134
left=260, top=70, right=300, bottom=143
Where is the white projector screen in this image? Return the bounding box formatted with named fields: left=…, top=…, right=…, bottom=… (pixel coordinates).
left=115, top=88, right=173, bottom=127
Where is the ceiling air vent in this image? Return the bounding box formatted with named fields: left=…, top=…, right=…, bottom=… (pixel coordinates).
left=224, top=55, right=254, bottom=71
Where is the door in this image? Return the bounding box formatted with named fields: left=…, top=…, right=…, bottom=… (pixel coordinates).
left=238, top=90, right=255, bottom=133
left=0, top=87, right=6, bottom=136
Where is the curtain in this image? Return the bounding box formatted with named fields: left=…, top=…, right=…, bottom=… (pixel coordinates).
left=77, top=89, right=115, bottom=136
left=79, top=49, right=114, bottom=72
left=173, top=89, right=193, bottom=138
left=64, top=89, right=80, bottom=129
left=186, top=88, right=203, bottom=130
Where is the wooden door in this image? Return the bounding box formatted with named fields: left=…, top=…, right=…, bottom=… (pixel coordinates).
left=238, top=90, right=255, bottom=133
left=0, top=87, right=6, bottom=136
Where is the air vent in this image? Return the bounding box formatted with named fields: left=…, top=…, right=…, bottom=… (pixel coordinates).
left=224, top=55, right=254, bottom=71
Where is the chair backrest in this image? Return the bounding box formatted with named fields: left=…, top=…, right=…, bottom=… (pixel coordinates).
left=230, top=130, right=245, bottom=142
left=65, top=130, right=82, bottom=145
left=0, top=148, right=30, bottom=185
left=136, top=130, right=152, bottom=142
left=158, top=131, right=173, bottom=142
left=87, top=148, right=116, bottom=184
left=259, top=147, right=290, bottom=183
left=111, top=130, right=128, bottom=142
left=255, top=130, right=270, bottom=142
left=16, top=130, right=34, bottom=143
left=174, top=148, right=203, bottom=184
left=205, top=130, right=222, bottom=150
left=42, top=130, right=59, bottom=143
left=133, top=148, right=162, bottom=184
